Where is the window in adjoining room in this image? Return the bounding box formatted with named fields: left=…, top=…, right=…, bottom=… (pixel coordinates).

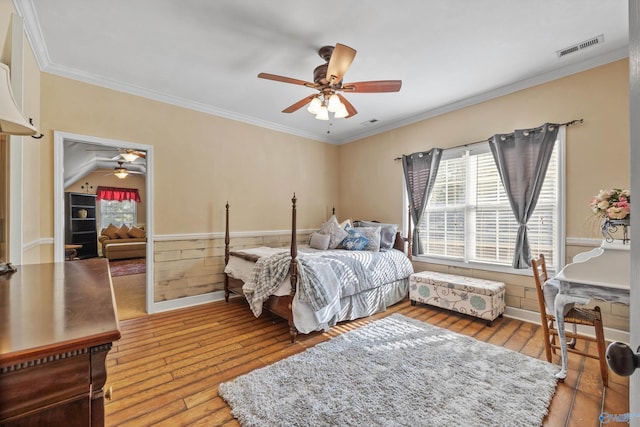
left=412, top=133, right=563, bottom=273
left=99, top=199, right=137, bottom=230
left=95, top=186, right=141, bottom=229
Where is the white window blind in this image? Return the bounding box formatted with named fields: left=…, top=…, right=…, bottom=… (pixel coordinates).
left=416, top=139, right=560, bottom=270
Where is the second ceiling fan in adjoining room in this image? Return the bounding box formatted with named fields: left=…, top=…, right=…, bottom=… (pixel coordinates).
left=258, top=43, right=402, bottom=120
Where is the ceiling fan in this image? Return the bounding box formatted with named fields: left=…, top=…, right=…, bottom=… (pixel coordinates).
left=105, top=161, right=145, bottom=179
left=258, top=43, right=401, bottom=120
left=86, top=147, right=146, bottom=162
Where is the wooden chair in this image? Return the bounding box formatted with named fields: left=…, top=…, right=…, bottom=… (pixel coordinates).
left=531, top=254, right=608, bottom=386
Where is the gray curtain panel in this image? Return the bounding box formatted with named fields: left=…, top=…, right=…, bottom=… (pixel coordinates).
left=489, top=123, right=559, bottom=269
left=402, top=148, right=442, bottom=256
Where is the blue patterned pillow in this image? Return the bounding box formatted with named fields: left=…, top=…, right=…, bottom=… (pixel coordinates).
left=341, top=226, right=369, bottom=251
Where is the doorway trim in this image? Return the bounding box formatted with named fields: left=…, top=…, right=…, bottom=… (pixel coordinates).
left=53, top=131, right=155, bottom=314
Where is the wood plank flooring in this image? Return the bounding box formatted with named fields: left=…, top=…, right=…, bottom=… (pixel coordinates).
left=105, top=298, right=629, bottom=426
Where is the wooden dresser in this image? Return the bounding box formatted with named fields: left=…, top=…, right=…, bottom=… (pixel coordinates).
left=0, top=259, right=121, bottom=426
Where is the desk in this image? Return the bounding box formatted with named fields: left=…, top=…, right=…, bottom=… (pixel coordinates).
left=65, top=243, right=83, bottom=260
left=548, top=271, right=630, bottom=380
left=547, top=240, right=630, bottom=380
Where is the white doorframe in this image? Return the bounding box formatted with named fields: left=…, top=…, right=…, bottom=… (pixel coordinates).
left=53, top=131, right=155, bottom=314
left=628, top=0, right=639, bottom=422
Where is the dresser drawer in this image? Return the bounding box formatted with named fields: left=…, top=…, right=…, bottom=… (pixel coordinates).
left=0, top=351, right=91, bottom=422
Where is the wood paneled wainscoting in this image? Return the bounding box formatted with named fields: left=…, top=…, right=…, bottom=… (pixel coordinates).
left=105, top=298, right=629, bottom=426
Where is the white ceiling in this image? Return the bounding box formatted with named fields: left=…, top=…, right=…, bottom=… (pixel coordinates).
left=14, top=0, right=629, bottom=144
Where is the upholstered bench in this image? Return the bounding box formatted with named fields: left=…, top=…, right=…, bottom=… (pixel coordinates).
left=409, top=271, right=506, bottom=326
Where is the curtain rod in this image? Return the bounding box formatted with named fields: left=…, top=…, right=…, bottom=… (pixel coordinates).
left=393, top=118, right=583, bottom=161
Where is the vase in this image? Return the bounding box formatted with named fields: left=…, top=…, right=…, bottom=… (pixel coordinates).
left=78, top=209, right=88, bottom=219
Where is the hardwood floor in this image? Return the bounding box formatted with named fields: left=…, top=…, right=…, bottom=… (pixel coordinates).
left=105, top=298, right=629, bottom=426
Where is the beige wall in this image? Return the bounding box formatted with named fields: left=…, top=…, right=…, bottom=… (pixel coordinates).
left=38, top=73, right=339, bottom=301
left=339, top=60, right=629, bottom=237
left=40, top=74, right=340, bottom=237
left=340, top=59, right=630, bottom=331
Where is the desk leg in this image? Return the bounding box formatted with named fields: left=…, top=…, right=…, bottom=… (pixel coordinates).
left=554, top=293, right=590, bottom=380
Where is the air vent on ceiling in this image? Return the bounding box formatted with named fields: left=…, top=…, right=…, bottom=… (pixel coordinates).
left=556, top=34, right=604, bottom=58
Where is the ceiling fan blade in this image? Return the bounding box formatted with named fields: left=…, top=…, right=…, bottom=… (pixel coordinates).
left=341, top=80, right=402, bottom=93
left=326, top=43, right=356, bottom=85
left=282, top=95, right=316, bottom=113
left=126, top=149, right=146, bottom=159
left=258, top=73, right=316, bottom=88
left=336, top=94, right=358, bottom=118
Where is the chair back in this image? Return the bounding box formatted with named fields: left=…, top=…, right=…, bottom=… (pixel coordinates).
left=531, top=254, right=550, bottom=318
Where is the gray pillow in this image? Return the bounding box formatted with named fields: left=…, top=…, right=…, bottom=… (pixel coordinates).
left=354, top=226, right=382, bottom=252
left=309, top=232, right=330, bottom=250
left=318, top=215, right=348, bottom=249
left=355, top=221, right=398, bottom=250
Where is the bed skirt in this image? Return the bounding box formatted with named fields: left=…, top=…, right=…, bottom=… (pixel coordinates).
left=292, top=277, right=409, bottom=334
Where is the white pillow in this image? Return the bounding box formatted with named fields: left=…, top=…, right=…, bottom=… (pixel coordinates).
left=309, top=232, right=331, bottom=250
left=318, top=215, right=348, bottom=249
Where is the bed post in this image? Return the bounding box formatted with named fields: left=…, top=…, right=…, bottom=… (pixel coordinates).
left=224, top=202, right=230, bottom=302
left=407, top=203, right=412, bottom=260
left=288, top=193, right=298, bottom=343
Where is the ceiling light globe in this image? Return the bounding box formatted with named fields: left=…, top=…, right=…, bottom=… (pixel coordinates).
left=334, top=104, right=349, bottom=118
left=307, top=97, right=322, bottom=114
left=114, top=169, right=129, bottom=179
left=315, top=105, right=329, bottom=120
left=327, top=94, right=342, bottom=112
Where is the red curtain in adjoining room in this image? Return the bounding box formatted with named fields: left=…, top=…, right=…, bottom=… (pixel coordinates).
left=95, top=186, right=141, bottom=203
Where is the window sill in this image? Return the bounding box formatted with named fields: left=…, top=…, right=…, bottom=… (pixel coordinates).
left=412, top=255, right=543, bottom=277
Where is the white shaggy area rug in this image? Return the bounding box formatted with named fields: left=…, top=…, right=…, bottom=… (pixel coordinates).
left=219, top=314, right=558, bottom=427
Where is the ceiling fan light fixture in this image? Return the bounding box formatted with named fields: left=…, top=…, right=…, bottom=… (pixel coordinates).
left=307, top=96, right=322, bottom=114
left=114, top=168, right=129, bottom=179
left=315, top=105, right=329, bottom=120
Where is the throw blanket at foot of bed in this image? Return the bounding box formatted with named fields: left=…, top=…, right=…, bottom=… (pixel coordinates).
left=242, top=249, right=414, bottom=332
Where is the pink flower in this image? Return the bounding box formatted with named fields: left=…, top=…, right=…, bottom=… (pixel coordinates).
left=590, top=188, right=630, bottom=220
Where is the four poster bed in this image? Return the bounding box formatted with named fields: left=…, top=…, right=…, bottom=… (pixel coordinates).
left=223, top=195, right=414, bottom=342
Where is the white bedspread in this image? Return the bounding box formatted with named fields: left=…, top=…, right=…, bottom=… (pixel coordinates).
left=225, top=246, right=414, bottom=333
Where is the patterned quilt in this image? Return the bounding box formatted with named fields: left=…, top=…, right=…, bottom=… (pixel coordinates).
left=242, top=248, right=414, bottom=322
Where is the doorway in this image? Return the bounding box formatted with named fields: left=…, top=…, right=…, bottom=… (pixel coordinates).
left=53, top=131, right=154, bottom=317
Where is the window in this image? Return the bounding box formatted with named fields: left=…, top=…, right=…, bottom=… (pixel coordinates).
left=99, top=199, right=137, bottom=229
left=414, top=133, right=564, bottom=272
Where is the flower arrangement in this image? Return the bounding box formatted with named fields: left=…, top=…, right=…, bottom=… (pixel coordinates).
left=590, top=188, right=630, bottom=220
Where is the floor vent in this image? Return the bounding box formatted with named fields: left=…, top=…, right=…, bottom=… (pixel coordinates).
left=556, top=34, right=604, bottom=58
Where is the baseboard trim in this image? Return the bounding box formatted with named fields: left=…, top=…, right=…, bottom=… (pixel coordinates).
left=505, top=306, right=630, bottom=343
left=151, top=290, right=231, bottom=313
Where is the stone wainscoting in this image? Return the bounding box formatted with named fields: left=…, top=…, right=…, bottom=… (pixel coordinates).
left=153, top=232, right=312, bottom=303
